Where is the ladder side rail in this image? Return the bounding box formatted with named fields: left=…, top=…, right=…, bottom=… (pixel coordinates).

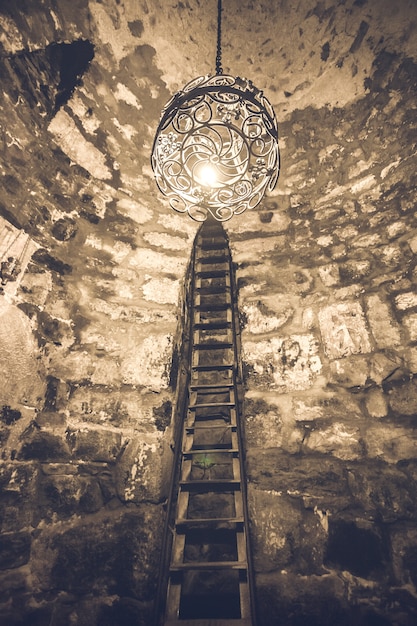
left=226, top=244, right=258, bottom=626
left=154, top=362, right=191, bottom=625
left=159, top=220, right=256, bottom=625
left=154, top=228, right=199, bottom=626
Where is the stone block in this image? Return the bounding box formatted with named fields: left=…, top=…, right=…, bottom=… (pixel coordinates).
left=366, top=424, right=417, bottom=463
left=246, top=450, right=350, bottom=512
left=395, top=291, right=417, bottom=311
left=0, top=461, right=39, bottom=533
left=369, top=351, right=404, bottom=385
left=0, top=462, right=39, bottom=496
left=318, top=301, right=371, bottom=359
left=142, top=275, right=180, bottom=305
left=0, top=505, right=32, bottom=532
left=314, top=207, right=343, bottom=222
left=0, top=567, right=30, bottom=602
left=241, top=300, right=293, bottom=335
left=302, top=307, right=315, bottom=330
left=302, top=394, right=363, bottom=428
left=0, top=531, right=31, bottom=570
left=334, top=284, right=363, bottom=300
left=41, top=474, right=103, bottom=518
left=231, top=235, right=288, bottom=264
left=351, top=232, right=382, bottom=248
left=128, top=247, right=187, bottom=275
left=293, top=398, right=325, bottom=422
left=67, top=428, right=122, bottom=462
left=242, top=333, right=322, bottom=392
left=337, top=224, right=359, bottom=240
left=348, top=159, right=370, bottom=179
left=328, top=356, right=369, bottom=388
left=36, top=411, right=67, bottom=427
left=68, top=386, right=170, bottom=430
left=18, top=268, right=53, bottom=306
left=347, top=463, right=417, bottom=522
left=365, top=388, right=388, bottom=418
left=390, top=525, right=417, bottom=586
left=324, top=518, right=386, bottom=579
left=406, top=346, right=417, bottom=373
left=407, top=235, right=417, bottom=254
left=243, top=397, right=283, bottom=448
left=317, top=235, right=334, bottom=248
left=339, top=259, right=372, bottom=282
left=303, top=422, right=363, bottom=461
left=31, top=507, right=163, bottom=600
left=142, top=231, right=189, bottom=251
left=387, top=220, right=407, bottom=239
left=0, top=301, right=45, bottom=407
left=48, top=110, right=112, bottom=180
left=366, top=294, right=401, bottom=348
left=226, top=209, right=291, bottom=235
left=351, top=174, right=377, bottom=194
left=119, top=333, right=174, bottom=389
left=403, top=313, right=417, bottom=341
left=255, top=570, right=347, bottom=626
left=374, top=244, right=403, bottom=270
left=248, top=487, right=327, bottom=575
left=289, top=194, right=303, bottom=208
left=115, top=436, right=167, bottom=503
left=18, top=431, right=71, bottom=462
left=318, top=264, right=339, bottom=287
left=387, top=379, right=417, bottom=415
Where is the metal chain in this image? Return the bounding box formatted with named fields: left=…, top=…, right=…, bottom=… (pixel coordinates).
left=216, top=0, right=223, bottom=75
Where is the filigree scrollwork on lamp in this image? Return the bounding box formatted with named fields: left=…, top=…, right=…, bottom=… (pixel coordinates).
left=151, top=1, right=279, bottom=222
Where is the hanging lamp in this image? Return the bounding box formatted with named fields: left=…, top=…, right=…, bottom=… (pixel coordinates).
left=151, top=0, right=279, bottom=222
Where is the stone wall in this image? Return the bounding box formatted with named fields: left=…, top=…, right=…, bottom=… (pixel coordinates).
left=0, top=1, right=416, bottom=625
left=0, top=3, right=197, bottom=624
left=227, top=52, right=417, bottom=626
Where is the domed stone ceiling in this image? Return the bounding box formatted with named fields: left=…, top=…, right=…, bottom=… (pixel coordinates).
left=0, top=0, right=415, bottom=387
left=1, top=1, right=417, bottom=625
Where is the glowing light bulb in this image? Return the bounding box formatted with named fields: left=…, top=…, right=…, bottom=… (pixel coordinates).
left=199, top=163, right=218, bottom=187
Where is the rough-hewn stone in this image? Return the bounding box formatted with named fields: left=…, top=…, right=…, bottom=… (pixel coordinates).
left=0, top=1, right=416, bottom=624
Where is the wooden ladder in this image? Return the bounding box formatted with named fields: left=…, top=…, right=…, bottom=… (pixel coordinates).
left=156, top=219, right=256, bottom=626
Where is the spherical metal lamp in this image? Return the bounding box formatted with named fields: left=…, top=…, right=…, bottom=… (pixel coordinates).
left=151, top=1, right=280, bottom=222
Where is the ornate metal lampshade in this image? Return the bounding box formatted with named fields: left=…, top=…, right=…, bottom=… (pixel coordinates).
left=151, top=2, right=280, bottom=222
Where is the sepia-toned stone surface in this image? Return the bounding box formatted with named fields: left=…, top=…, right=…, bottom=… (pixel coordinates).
left=0, top=0, right=417, bottom=624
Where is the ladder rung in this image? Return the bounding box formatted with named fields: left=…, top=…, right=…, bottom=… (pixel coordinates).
left=170, top=561, right=247, bottom=571
left=185, top=416, right=237, bottom=426
left=183, top=448, right=239, bottom=456
left=200, top=242, right=228, bottom=251
left=188, top=402, right=235, bottom=410
left=195, top=305, right=231, bottom=313
left=196, top=269, right=229, bottom=278
left=196, top=259, right=228, bottom=268
left=196, top=254, right=228, bottom=264
left=195, top=285, right=230, bottom=295
left=192, top=364, right=234, bottom=371
left=179, top=480, right=241, bottom=490
left=190, top=383, right=234, bottom=390
left=176, top=517, right=245, bottom=527
left=187, top=411, right=235, bottom=419
left=187, top=412, right=237, bottom=423
left=193, top=342, right=233, bottom=350
left=193, top=321, right=232, bottom=329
